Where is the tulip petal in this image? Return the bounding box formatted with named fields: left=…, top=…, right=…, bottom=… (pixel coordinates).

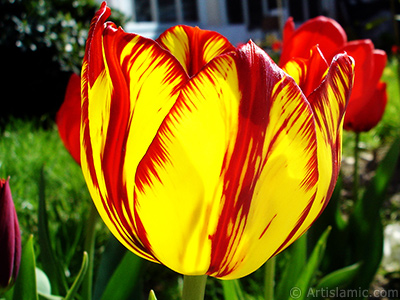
left=56, top=73, right=81, bottom=165
left=344, top=81, right=387, bottom=132
left=156, top=25, right=235, bottom=77
left=342, top=40, right=374, bottom=103
left=342, top=41, right=387, bottom=132
left=0, top=179, right=20, bottom=289
left=282, top=45, right=329, bottom=97
left=282, top=17, right=295, bottom=47
left=298, top=53, right=354, bottom=231
left=134, top=41, right=321, bottom=279
left=133, top=52, right=240, bottom=275
left=81, top=3, right=188, bottom=262
left=280, top=16, right=347, bottom=66
left=370, top=50, right=387, bottom=87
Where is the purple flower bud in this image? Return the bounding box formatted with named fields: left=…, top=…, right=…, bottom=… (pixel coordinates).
left=0, top=178, right=21, bottom=293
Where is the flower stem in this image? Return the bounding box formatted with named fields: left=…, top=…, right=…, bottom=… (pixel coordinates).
left=81, top=202, right=99, bottom=300
left=353, top=132, right=360, bottom=204
left=264, top=256, right=276, bottom=300
left=182, top=275, right=207, bottom=300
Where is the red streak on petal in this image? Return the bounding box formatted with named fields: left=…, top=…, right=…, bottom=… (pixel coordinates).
left=272, top=193, right=316, bottom=257
left=208, top=42, right=285, bottom=277
left=259, top=214, right=277, bottom=239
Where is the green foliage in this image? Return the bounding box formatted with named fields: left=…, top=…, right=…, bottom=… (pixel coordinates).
left=221, top=280, right=246, bottom=300
left=275, top=235, right=307, bottom=300
left=0, top=120, right=90, bottom=243
left=0, top=0, right=126, bottom=73
left=38, top=169, right=68, bottom=295
left=12, top=235, right=38, bottom=300
left=99, top=251, right=144, bottom=300
left=148, top=290, right=158, bottom=300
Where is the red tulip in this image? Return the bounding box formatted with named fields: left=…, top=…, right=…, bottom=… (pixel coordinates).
left=0, top=178, right=21, bottom=293
left=342, top=41, right=387, bottom=132
left=280, top=16, right=347, bottom=66
left=280, top=16, right=387, bottom=132
left=56, top=73, right=81, bottom=164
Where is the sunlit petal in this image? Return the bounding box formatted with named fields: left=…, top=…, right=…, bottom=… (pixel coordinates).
left=282, top=45, right=329, bottom=97
left=280, top=16, right=347, bottom=66
left=81, top=2, right=187, bottom=261
left=157, top=25, right=235, bottom=77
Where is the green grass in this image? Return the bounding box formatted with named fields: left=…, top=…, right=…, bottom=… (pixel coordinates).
left=0, top=119, right=89, bottom=236
left=0, top=118, right=109, bottom=285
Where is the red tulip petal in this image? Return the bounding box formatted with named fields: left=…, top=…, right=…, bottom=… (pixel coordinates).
left=370, top=49, right=387, bottom=88
left=56, top=73, right=81, bottom=165
left=344, top=81, right=387, bottom=132
left=282, top=45, right=329, bottom=97
left=342, top=40, right=374, bottom=103
left=342, top=41, right=387, bottom=132
left=280, top=16, right=347, bottom=66
left=282, top=17, right=295, bottom=47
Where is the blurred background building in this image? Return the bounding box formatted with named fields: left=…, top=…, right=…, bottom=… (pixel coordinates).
left=106, top=0, right=338, bottom=45
left=0, top=0, right=398, bottom=121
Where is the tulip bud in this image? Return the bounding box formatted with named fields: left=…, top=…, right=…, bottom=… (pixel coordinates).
left=0, top=178, right=21, bottom=294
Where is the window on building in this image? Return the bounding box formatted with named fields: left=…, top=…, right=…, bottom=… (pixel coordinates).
left=135, top=0, right=151, bottom=21
left=289, top=0, right=305, bottom=21
left=226, top=0, right=244, bottom=23
left=133, top=0, right=198, bottom=22
left=248, top=0, right=263, bottom=29
left=182, top=0, right=198, bottom=21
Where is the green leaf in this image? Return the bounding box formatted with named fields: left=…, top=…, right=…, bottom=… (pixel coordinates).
left=349, top=136, right=400, bottom=294
left=93, top=235, right=128, bottom=300
left=314, top=262, right=361, bottom=290
left=276, top=233, right=307, bottom=300
left=2, top=287, right=14, bottom=300
left=12, top=235, right=38, bottom=300
left=353, top=136, right=400, bottom=224
left=347, top=216, right=384, bottom=299
left=64, top=251, right=89, bottom=300
left=221, top=280, right=246, bottom=300
left=290, top=227, right=331, bottom=300
left=148, top=290, right=157, bottom=300
left=306, top=176, right=349, bottom=273
left=81, top=203, right=99, bottom=300
left=38, top=168, right=67, bottom=295
left=100, top=251, right=144, bottom=300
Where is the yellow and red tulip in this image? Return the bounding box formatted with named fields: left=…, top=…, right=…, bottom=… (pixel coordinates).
left=80, top=3, right=354, bottom=279
left=280, top=16, right=387, bottom=132
left=0, top=178, right=21, bottom=293
left=56, top=73, right=81, bottom=165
